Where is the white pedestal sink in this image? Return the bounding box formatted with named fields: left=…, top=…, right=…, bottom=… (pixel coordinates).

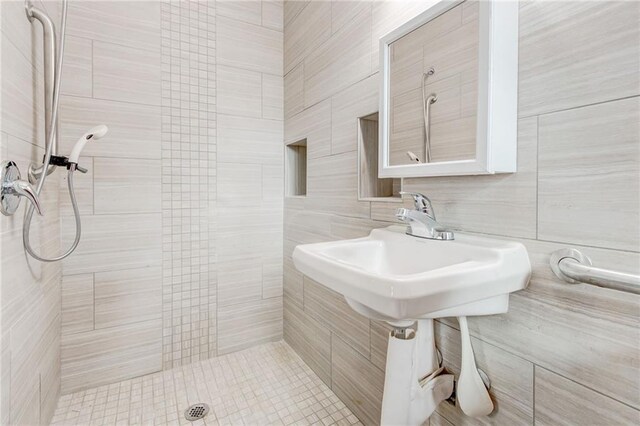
left=293, top=225, right=531, bottom=425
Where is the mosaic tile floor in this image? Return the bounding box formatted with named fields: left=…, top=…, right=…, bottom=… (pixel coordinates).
left=51, top=341, right=362, bottom=426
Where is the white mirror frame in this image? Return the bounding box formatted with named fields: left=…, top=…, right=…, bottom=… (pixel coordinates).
left=379, top=0, right=519, bottom=178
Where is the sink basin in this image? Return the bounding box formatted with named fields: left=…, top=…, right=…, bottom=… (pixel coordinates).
left=292, top=226, right=531, bottom=323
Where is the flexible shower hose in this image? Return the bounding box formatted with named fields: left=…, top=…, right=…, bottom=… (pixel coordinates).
left=23, top=0, right=83, bottom=262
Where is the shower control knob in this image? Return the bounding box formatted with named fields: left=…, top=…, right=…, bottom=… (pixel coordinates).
left=1, top=161, right=43, bottom=216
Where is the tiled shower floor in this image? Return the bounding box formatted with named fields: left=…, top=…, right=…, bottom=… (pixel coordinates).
left=51, top=341, right=361, bottom=426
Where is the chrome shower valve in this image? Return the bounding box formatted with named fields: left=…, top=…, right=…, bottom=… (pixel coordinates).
left=1, top=161, right=43, bottom=216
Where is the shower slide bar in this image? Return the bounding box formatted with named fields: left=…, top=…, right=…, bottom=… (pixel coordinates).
left=550, top=248, right=640, bottom=295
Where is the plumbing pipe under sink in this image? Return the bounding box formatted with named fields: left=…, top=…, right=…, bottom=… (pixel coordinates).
left=456, top=316, right=494, bottom=417
left=380, top=319, right=454, bottom=425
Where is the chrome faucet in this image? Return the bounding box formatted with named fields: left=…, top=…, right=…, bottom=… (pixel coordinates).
left=396, top=192, right=454, bottom=240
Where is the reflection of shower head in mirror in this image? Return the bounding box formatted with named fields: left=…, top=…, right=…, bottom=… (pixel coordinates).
left=407, top=151, right=422, bottom=163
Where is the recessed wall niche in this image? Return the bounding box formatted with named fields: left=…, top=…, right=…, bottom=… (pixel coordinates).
left=286, top=139, right=307, bottom=197
left=358, top=113, right=401, bottom=200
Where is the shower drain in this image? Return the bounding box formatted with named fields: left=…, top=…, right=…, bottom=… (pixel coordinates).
left=184, top=403, right=210, bottom=421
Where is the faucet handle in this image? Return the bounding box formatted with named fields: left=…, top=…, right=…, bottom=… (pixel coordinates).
left=11, top=180, right=43, bottom=215
left=1, top=161, right=43, bottom=216
left=399, top=191, right=436, bottom=219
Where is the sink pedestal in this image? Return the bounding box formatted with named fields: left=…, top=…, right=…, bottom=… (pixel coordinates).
left=381, top=320, right=454, bottom=426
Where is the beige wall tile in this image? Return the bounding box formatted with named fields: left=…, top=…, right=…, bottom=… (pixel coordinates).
left=217, top=162, right=263, bottom=205
left=93, top=41, right=161, bottom=106
left=217, top=298, right=283, bottom=355
left=284, top=1, right=331, bottom=74
left=285, top=98, right=331, bottom=159
left=0, top=35, right=45, bottom=145
left=304, top=8, right=372, bottom=107
left=1, top=336, right=10, bottom=425
left=60, top=35, right=93, bottom=97
left=262, top=73, right=284, bottom=120
left=217, top=65, right=262, bottom=118
left=61, top=319, right=162, bottom=394
left=331, top=334, right=384, bottom=425
left=283, top=254, right=304, bottom=307
left=263, top=163, right=285, bottom=201
left=217, top=256, right=263, bottom=307
left=61, top=213, right=162, bottom=275
left=66, top=1, right=161, bottom=52
left=535, top=367, right=639, bottom=426
left=538, top=98, right=640, bottom=251
left=217, top=15, right=283, bottom=75
left=39, top=326, right=61, bottom=425
left=216, top=0, right=262, bottom=25
left=284, top=210, right=332, bottom=251
left=262, top=0, right=284, bottom=31
left=61, top=274, right=94, bottom=335
left=1, top=0, right=45, bottom=73
left=93, top=157, right=161, bottom=214
left=331, top=73, right=379, bottom=154
left=59, top=95, right=161, bottom=159
left=307, top=151, right=371, bottom=219
left=94, top=267, right=162, bottom=329
left=10, top=383, right=40, bottom=426
left=217, top=114, right=283, bottom=164
left=217, top=206, right=282, bottom=260
left=304, top=277, right=370, bottom=357
left=284, top=62, right=304, bottom=119
left=284, top=0, right=309, bottom=27
left=283, top=299, right=332, bottom=386
left=10, top=290, right=60, bottom=426
left=332, top=1, right=371, bottom=35
left=262, top=255, right=284, bottom=299
left=518, top=1, right=640, bottom=117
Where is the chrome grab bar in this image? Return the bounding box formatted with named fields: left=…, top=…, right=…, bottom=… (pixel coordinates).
left=550, top=248, right=640, bottom=295
left=26, top=2, right=59, bottom=181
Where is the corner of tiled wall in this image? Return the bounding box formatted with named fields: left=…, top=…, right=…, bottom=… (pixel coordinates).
left=1, top=0, right=65, bottom=424
left=282, top=0, right=640, bottom=425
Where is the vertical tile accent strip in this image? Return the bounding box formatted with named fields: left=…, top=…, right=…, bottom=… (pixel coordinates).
left=160, top=0, right=217, bottom=369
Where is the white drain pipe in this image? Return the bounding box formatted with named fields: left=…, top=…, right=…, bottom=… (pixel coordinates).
left=380, top=319, right=454, bottom=425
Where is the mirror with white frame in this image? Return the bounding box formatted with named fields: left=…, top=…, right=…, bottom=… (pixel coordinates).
left=379, top=0, right=519, bottom=178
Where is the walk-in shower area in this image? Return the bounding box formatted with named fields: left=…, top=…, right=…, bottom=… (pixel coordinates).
left=1, top=0, right=639, bottom=425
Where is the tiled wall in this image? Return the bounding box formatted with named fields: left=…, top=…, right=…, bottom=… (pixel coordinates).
left=0, top=1, right=64, bottom=424
left=58, top=0, right=164, bottom=395
left=160, top=0, right=217, bottom=370
left=282, top=1, right=640, bottom=425
left=214, top=0, right=284, bottom=357
left=58, top=0, right=284, bottom=394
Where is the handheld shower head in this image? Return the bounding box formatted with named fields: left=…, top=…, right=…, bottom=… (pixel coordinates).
left=68, top=124, right=108, bottom=164
left=406, top=151, right=422, bottom=163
